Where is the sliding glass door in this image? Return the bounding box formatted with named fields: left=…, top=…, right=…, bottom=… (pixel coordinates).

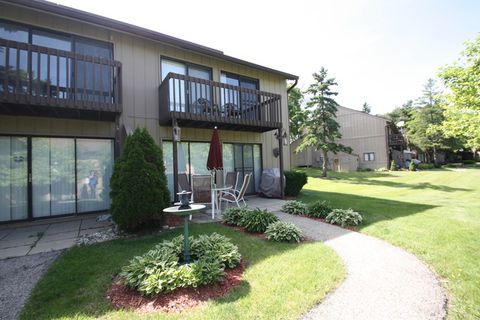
left=0, top=136, right=113, bottom=222
left=32, top=138, right=76, bottom=217
left=0, top=137, right=28, bottom=221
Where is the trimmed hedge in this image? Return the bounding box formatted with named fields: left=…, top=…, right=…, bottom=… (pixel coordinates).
left=284, top=171, right=308, bottom=197
left=110, top=128, right=170, bottom=231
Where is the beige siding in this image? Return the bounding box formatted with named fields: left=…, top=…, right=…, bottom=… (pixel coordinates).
left=0, top=3, right=291, bottom=170
left=290, top=106, right=389, bottom=171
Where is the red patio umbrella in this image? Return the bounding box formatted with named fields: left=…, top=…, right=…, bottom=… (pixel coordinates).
left=207, top=126, right=223, bottom=171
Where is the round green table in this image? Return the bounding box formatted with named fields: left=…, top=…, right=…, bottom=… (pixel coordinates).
left=163, top=204, right=206, bottom=263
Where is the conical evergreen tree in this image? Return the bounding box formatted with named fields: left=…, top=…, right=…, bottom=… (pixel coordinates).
left=110, top=128, right=170, bottom=231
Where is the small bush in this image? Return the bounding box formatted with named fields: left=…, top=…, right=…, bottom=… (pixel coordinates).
left=462, top=159, right=476, bottom=165
left=442, top=163, right=458, bottom=168
left=265, top=221, right=303, bottom=243
left=409, top=161, right=417, bottom=171
left=357, top=168, right=373, bottom=172
left=284, top=171, right=308, bottom=196
left=390, top=160, right=398, bottom=171
left=110, top=128, right=170, bottom=231
left=240, top=208, right=279, bottom=233
left=282, top=200, right=308, bottom=215
left=222, top=207, right=249, bottom=226
left=325, top=209, right=363, bottom=227
left=418, top=163, right=435, bottom=170
left=120, top=233, right=241, bottom=295
left=307, top=200, right=333, bottom=218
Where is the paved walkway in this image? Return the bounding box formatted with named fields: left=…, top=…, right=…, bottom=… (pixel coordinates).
left=274, top=211, right=447, bottom=320
left=0, top=214, right=112, bottom=259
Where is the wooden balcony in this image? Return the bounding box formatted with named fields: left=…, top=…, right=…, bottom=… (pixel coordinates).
left=389, top=133, right=405, bottom=146
left=0, top=39, right=122, bottom=121
left=159, top=73, right=282, bottom=132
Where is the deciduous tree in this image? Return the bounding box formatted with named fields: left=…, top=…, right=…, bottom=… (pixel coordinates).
left=288, top=85, right=306, bottom=141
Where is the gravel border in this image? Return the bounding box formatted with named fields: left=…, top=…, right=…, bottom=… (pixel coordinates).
left=0, top=251, right=60, bottom=320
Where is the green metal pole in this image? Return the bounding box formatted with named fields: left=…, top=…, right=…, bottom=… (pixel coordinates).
left=183, top=216, right=190, bottom=263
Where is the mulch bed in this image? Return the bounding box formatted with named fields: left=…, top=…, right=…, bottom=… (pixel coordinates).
left=224, top=224, right=266, bottom=239
left=106, top=261, right=245, bottom=313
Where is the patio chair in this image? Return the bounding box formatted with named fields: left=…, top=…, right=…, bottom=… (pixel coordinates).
left=224, top=171, right=240, bottom=195
left=220, top=173, right=251, bottom=208
left=177, top=172, right=193, bottom=201
left=192, top=174, right=212, bottom=204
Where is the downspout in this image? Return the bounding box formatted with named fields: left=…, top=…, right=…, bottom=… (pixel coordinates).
left=287, top=78, right=298, bottom=94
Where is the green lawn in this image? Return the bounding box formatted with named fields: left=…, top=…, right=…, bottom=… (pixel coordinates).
left=21, top=224, right=344, bottom=320
left=297, top=167, right=480, bottom=320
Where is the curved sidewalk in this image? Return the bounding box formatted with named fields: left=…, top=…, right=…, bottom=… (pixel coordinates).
left=275, top=212, right=447, bottom=320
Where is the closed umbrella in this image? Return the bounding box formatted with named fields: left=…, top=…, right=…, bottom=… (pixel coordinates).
left=207, top=127, right=223, bottom=217
left=207, top=126, right=223, bottom=172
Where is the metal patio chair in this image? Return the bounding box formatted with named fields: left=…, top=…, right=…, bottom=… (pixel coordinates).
left=220, top=173, right=251, bottom=208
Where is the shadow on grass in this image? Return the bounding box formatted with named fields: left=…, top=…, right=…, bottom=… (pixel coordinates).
left=300, top=168, right=471, bottom=192
left=20, top=223, right=300, bottom=320
left=298, top=190, right=436, bottom=227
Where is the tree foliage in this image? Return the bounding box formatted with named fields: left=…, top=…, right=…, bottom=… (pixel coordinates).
left=361, top=102, right=371, bottom=114
left=386, top=100, right=415, bottom=125
left=296, top=68, right=352, bottom=177
left=110, top=128, right=170, bottom=231
left=406, top=79, right=462, bottom=163
left=288, top=85, right=306, bottom=141
left=438, top=35, right=480, bottom=149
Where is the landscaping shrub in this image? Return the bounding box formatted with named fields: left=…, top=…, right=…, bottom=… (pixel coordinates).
left=325, top=209, right=363, bottom=227
left=110, top=128, right=170, bottom=231
left=222, top=207, right=249, bottom=226
left=307, top=200, right=333, bottom=218
left=282, top=200, right=308, bottom=215
left=120, top=233, right=241, bottom=295
left=390, top=160, right=398, bottom=171
left=240, top=208, right=279, bottom=233
left=418, top=163, right=435, bottom=170
left=409, top=161, right=417, bottom=171
left=462, top=159, right=476, bottom=165
left=357, top=168, right=373, bottom=172
left=265, top=221, right=303, bottom=243
left=284, top=171, right=308, bottom=196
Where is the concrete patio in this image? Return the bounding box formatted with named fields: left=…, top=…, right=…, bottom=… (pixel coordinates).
left=0, top=214, right=112, bottom=259
left=0, top=196, right=286, bottom=260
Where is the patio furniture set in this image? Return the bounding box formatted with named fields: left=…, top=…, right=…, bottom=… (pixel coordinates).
left=177, top=171, right=251, bottom=219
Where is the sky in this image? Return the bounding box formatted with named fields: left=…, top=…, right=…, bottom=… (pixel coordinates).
left=53, top=0, right=480, bottom=115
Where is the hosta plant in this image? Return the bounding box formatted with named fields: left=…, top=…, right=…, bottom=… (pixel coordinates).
left=282, top=200, right=308, bottom=215
left=325, top=209, right=363, bottom=227
left=120, top=233, right=241, bottom=295
left=222, top=207, right=249, bottom=226
left=265, top=221, right=303, bottom=243
left=240, top=208, right=279, bottom=233
left=307, top=200, right=332, bottom=218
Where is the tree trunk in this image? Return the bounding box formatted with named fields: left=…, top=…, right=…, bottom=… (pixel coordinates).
left=322, top=149, right=328, bottom=178
left=433, top=146, right=437, bottom=164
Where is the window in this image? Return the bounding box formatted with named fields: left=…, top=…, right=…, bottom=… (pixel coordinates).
left=162, top=141, right=262, bottom=201
left=161, top=58, right=212, bottom=112
left=220, top=72, right=260, bottom=120
left=363, top=152, right=375, bottom=161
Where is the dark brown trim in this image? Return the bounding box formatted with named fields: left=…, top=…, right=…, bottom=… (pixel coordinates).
left=3, top=0, right=298, bottom=80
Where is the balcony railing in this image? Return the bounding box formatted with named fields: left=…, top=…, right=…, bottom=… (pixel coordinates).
left=159, top=73, right=282, bottom=132
left=389, top=133, right=405, bottom=146
left=0, top=39, right=122, bottom=120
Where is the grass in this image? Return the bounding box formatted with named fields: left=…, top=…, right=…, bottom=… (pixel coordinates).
left=21, top=223, right=344, bottom=320
left=297, top=167, right=480, bottom=319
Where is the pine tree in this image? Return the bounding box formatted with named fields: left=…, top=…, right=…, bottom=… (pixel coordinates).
left=296, top=68, right=352, bottom=177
